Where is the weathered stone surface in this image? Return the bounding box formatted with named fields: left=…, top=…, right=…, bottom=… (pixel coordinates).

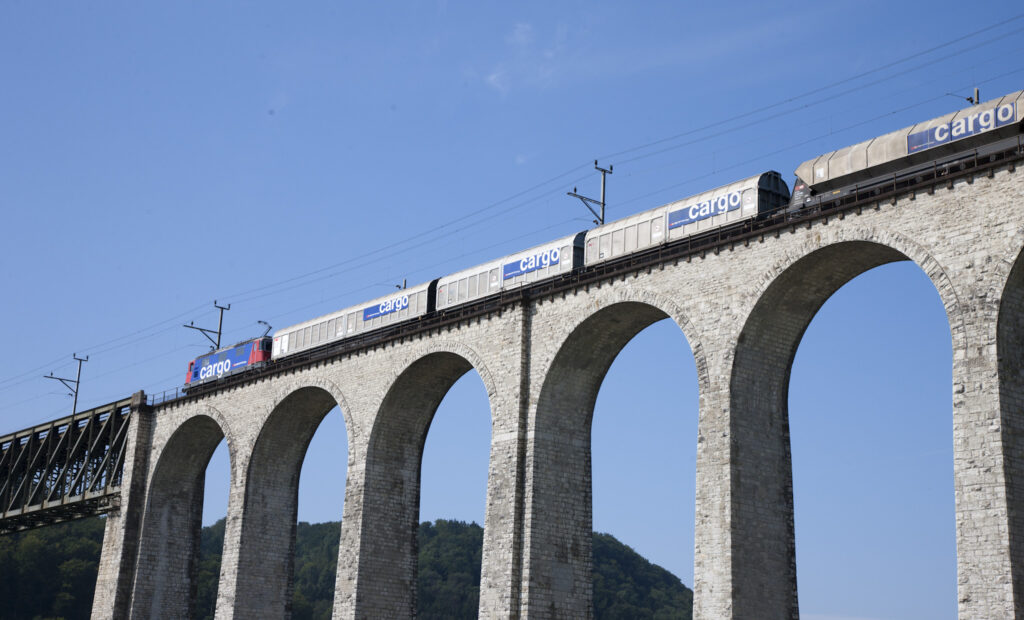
left=91, top=166, right=1024, bottom=619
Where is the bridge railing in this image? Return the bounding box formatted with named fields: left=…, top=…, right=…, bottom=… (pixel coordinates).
left=147, top=387, right=184, bottom=407
left=0, top=396, right=134, bottom=534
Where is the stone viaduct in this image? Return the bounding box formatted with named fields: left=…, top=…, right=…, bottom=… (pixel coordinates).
left=88, top=162, right=1024, bottom=619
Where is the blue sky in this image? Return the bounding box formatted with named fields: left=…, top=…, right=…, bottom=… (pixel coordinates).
left=2, top=2, right=1022, bottom=618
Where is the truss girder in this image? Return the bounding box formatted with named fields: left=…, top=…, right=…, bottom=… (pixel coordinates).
left=0, top=397, right=132, bottom=534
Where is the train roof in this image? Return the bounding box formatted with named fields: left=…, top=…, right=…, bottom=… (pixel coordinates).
left=191, top=336, right=265, bottom=360
left=272, top=279, right=434, bottom=337
left=795, top=90, right=1024, bottom=190
left=437, top=231, right=585, bottom=284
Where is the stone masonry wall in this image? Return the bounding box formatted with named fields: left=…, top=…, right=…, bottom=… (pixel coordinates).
left=98, top=164, right=1024, bottom=619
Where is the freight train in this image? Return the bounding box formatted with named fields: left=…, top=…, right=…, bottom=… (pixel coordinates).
left=185, top=89, right=1024, bottom=388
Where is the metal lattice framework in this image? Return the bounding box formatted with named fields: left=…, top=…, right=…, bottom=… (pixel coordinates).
left=0, top=397, right=133, bottom=534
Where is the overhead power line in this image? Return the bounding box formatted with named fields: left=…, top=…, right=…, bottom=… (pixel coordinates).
left=44, top=354, right=88, bottom=416
left=569, top=161, right=614, bottom=225
left=184, top=301, right=232, bottom=351
left=608, top=65, right=1024, bottom=213
left=3, top=15, right=1022, bottom=393
left=611, top=24, right=1024, bottom=168
left=19, top=56, right=1024, bottom=410
left=220, top=18, right=1024, bottom=311
left=598, top=14, right=1024, bottom=164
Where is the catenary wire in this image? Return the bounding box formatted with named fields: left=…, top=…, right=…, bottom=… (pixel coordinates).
left=596, top=14, right=1024, bottom=163
left=2, top=18, right=1021, bottom=395
left=215, top=19, right=1024, bottom=309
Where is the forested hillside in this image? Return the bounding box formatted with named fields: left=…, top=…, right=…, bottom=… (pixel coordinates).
left=0, top=518, right=104, bottom=620
left=0, top=518, right=692, bottom=619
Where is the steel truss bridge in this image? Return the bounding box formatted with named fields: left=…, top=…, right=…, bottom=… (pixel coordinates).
left=0, top=136, right=1021, bottom=535
left=0, top=397, right=133, bottom=534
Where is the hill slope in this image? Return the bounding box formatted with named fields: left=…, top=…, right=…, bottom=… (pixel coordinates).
left=0, top=517, right=692, bottom=619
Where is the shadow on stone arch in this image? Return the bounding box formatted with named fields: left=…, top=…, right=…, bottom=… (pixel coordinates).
left=226, top=384, right=348, bottom=618
left=353, top=350, right=492, bottom=618
left=130, top=414, right=227, bottom=619
left=729, top=239, right=956, bottom=619
left=525, top=299, right=700, bottom=618
left=998, top=245, right=1024, bottom=605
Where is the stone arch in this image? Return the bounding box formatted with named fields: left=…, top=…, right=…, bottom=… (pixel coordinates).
left=534, top=285, right=706, bottom=430
left=266, top=374, right=359, bottom=465
left=351, top=341, right=498, bottom=618
left=130, top=407, right=231, bottom=618
left=997, top=242, right=1024, bottom=609
left=220, top=376, right=353, bottom=618
left=745, top=225, right=965, bottom=351
left=384, top=339, right=503, bottom=410
left=523, top=286, right=705, bottom=618
left=728, top=231, right=958, bottom=618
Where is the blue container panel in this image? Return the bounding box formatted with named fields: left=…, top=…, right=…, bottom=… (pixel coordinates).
left=191, top=341, right=254, bottom=383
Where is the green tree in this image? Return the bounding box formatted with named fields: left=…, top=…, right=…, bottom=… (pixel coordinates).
left=0, top=516, right=691, bottom=620
left=0, top=517, right=105, bottom=619
left=195, top=517, right=226, bottom=620
left=592, top=532, right=693, bottom=619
